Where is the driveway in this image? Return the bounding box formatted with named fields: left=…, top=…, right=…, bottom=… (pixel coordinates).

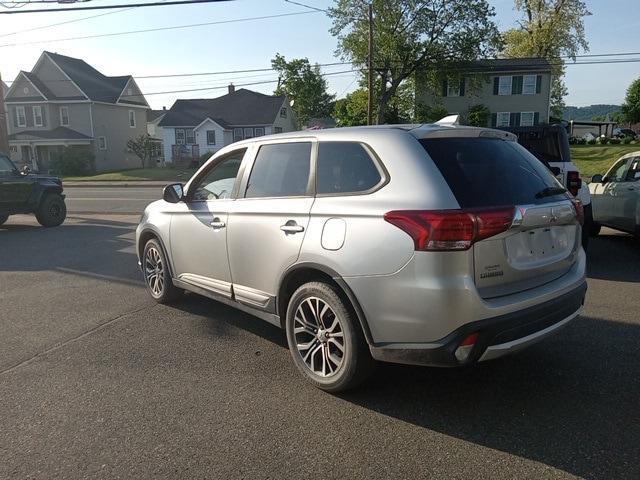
left=1, top=216, right=638, bottom=479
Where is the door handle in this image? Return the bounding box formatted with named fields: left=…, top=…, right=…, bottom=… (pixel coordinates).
left=210, top=217, right=226, bottom=229
left=280, top=222, right=304, bottom=234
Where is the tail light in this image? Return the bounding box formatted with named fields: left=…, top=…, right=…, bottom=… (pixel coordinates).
left=567, top=171, right=582, bottom=197
left=384, top=207, right=515, bottom=251
left=571, top=198, right=584, bottom=225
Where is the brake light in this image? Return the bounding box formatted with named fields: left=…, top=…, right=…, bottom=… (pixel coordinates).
left=384, top=207, right=515, bottom=251
left=567, top=171, right=582, bottom=197
left=571, top=198, right=584, bottom=225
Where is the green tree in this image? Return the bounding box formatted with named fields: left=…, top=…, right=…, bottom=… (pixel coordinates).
left=466, top=104, right=490, bottom=127
left=621, top=78, right=640, bottom=124
left=328, top=0, right=501, bottom=124
left=127, top=134, right=155, bottom=169
left=334, top=89, right=368, bottom=126
left=271, top=54, right=336, bottom=128
left=502, top=0, right=591, bottom=118
left=415, top=104, right=449, bottom=124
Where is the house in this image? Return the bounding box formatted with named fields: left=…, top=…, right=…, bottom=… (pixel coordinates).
left=416, top=58, right=552, bottom=128
left=5, top=51, right=149, bottom=172
left=0, top=79, right=8, bottom=152
left=147, top=107, right=167, bottom=163
left=159, top=85, right=296, bottom=164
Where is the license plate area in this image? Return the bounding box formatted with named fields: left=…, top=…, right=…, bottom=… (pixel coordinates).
left=506, top=225, right=574, bottom=268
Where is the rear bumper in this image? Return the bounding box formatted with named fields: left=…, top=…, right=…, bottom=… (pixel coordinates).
left=369, top=280, right=587, bottom=367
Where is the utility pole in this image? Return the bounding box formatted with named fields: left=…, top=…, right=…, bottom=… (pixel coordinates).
left=0, top=72, right=9, bottom=153
left=367, top=2, right=374, bottom=126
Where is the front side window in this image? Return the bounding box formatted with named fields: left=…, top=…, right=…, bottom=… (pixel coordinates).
left=498, top=76, right=512, bottom=95
left=206, top=130, right=216, bottom=145
left=33, top=106, right=43, bottom=126
left=128, top=110, right=136, bottom=128
left=625, top=158, right=640, bottom=182
left=316, top=142, right=382, bottom=194
left=606, top=158, right=630, bottom=183
left=16, top=106, right=26, bottom=127
left=185, top=129, right=195, bottom=144
left=520, top=111, right=535, bottom=127
left=523, top=75, right=537, bottom=95
left=191, top=149, right=245, bottom=201
left=497, top=112, right=510, bottom=127
left=175, top=129, right=185, bottom=145
left=245, top=142, right=311, bottom=198
left=60, top=106, right=69, bottom=126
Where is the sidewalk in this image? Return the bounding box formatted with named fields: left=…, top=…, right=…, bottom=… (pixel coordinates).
left=63, top=181, right=173, bottom=188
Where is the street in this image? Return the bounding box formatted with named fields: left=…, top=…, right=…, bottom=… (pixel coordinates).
left=1, top=213, right=639, bottom=479
left=64, top=184, right=164, bottom=214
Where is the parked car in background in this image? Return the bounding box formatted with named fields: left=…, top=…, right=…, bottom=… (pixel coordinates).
left=137, top=124, right=587, bottom=392
left=498, top=124, right=593, bottom=249
left=0, top=152, right=66, bottom=227
left=612, top=128, right=637, bottom=140
left=589, top=152, right=640, bottom=237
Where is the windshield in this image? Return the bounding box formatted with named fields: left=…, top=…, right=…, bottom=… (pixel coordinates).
left=0, top=155, right=16, bottom=174
left=419, top=137, right=568, bottom=209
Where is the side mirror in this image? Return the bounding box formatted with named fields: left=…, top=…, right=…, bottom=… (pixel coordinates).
left=590, top=174, right=604, bottom=184
left=21, top=165, right=31, bottom=175
left=163, top=183, right=184, bottom=203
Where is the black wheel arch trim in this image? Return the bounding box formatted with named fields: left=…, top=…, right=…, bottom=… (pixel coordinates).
left=278, top=262, right=374, bottom=345
left=138, top=227, right=175, bottom=279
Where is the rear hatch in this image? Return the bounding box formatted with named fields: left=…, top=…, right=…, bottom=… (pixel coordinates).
left=419, top=135, right=581, bottom=299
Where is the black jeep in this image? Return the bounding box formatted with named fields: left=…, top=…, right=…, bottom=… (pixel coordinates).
left=0, top=152, right=66, bottom=227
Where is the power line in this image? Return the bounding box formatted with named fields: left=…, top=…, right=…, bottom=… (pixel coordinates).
left=0, top=0, right=233, bottom=14
left=0, top=10, right=321, bottom=46
left=283, top=0, right=327, bottom=13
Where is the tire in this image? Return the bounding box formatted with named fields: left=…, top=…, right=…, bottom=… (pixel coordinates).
left=35, top=193, right=66, bottom=227
left=285, top=281, right=374, bottom=392
left=0, top=215, right=8, bottom=226
left=581, top=203, right=595, bottom=250
left=142, top=238, right=183, bottom=304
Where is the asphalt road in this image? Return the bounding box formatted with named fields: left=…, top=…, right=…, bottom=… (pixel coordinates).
left=1, top=215, right=639, bottom=479
left=64, top=185, right=163, bottom=214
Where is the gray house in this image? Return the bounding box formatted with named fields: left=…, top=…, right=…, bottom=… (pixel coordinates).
left=5, top=51, right=149, bottom=172
left=159, top=85, right=297, bottom=164
left=416, top=58, right=553, bottom=127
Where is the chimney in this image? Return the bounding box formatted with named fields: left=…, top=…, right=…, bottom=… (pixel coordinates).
left=228, top=83, right=235, bottom=94
left=162, top=106, right=166, bottom=111
left=0, top=73, right=8, bottom=153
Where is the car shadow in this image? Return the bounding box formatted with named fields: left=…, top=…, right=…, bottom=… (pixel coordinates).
left=0, top=216, right=143, bottom=287
left=587, top=230, right=640, bottom=282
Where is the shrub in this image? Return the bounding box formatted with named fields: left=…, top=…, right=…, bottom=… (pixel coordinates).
left=199, top=152, right=213, bottom=164
left=597, top=136, right=609, bottom=145
left=609, top=138, right=621, bottom=144
left=622, top=136, right=633, bottom=144
left=587, top=138, right=597, bottom=145
left=51, top=147, right=95, bottom=176
left=466, top=104, right=490, bottom=127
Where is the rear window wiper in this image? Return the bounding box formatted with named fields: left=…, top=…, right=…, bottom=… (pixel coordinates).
left=534, top=186, right=567, bottom=199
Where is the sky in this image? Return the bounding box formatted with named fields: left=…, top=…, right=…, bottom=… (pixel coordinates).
left=1, top=0, right=638, bottom=110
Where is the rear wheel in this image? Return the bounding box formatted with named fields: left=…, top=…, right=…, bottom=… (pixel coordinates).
left=143, top=238, right=183, bottom=303
left=35, top=193, right=66, bottom=227
left=0, top=215, right=8, bottom=226
left=285, top=281, right=374, bottom=392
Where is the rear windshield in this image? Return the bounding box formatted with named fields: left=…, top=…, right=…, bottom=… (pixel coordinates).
left=419, top=137, right=568, bottom=208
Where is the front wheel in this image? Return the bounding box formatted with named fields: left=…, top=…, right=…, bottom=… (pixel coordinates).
left=285, top=281, right=374, bottom=392
left=35, top=193, right=66, bottom=227
left=142, top=238, right=183, bottom=303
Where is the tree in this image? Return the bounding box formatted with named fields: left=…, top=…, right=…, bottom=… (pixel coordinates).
left=334, top=89, right=368, bottom=126
left=621, top=78, right=640, bottom=124
left=466, top=104, right=490, bottom=127
left=502, top=0, right=591, bottom=118
left=271, top=54, right=336, bottom=128
left=127, top=134, right=155, bottom=169
left=328, top=0, right=501, bottom=124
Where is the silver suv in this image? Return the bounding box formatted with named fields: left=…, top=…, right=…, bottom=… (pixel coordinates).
left=136, top=124, right=587, bottom=392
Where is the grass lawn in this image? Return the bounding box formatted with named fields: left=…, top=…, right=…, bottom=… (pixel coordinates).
left=63, top=167, right=198, bottom=182
left=570, top=144, right=640, bottom=178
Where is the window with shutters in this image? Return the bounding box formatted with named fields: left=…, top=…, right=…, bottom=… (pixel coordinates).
left=60, top=106, right=70, bottom=126
left=498, top=76, right=512, bottom=95
left=496, top=112, right=510, bottom=127
left=16, top=106, right=26, bottom=127
left=185, top=129, right=195, bottom=144
left=520, top=112, right=535, bottom=126
left=523, top=75, right=537, bottom=95
left=33, top=106, right=43, bottom=127
left=447, top=81, right=460, bottom=97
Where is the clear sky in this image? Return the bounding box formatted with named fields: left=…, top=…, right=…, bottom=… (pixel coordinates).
left=1, top=0, right=638, bottom=110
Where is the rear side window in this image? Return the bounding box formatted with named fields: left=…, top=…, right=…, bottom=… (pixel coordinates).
left=316, top=142, right=382, bottom=194
left=245, top=142, right=311, bottom=198
left=420, top=137, right=567, bottom=208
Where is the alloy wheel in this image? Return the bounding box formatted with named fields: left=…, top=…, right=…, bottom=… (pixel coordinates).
left=144, top=247, right=164, bottom=296
left=293, top=297, right=345, bottom=377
